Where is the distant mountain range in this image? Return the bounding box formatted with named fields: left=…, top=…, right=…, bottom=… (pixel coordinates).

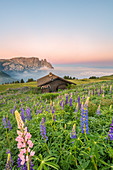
left=0, top=57, right=54, bottom=84
left=0, top=71, right=15, bottom=84
left=0, top=57, right=54, bottom=72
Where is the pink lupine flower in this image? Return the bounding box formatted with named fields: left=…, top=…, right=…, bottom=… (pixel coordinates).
left=15, top=110, right=35, bottom=169
left=27, top=140, right=33, bottom=148
left=25, top=132, right=31, bottom=141
left=27, top=147, right=30, bottom=152
left=30, top=151, right=35, bottom=156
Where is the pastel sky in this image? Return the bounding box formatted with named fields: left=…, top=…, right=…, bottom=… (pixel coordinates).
left=0, top=0, right=113, bottom=64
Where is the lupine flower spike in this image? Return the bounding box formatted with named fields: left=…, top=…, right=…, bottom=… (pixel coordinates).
left=108, top=119, right=113, bottom=140
left=15, top=110, right=35, bottom=169
left=81, top=105, right=89, bottom=134
left=97, top=105, right=101, bottom=115
left=40, top=117, right=48, bottom=142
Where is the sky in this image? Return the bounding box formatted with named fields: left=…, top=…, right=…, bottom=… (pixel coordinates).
left=0, top=0, right=113, bottom=65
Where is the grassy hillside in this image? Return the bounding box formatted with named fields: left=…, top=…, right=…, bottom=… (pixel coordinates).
left=0, top=74, right=113, bottom=93
left=0, top=81, right=37, bottom=92
left=0, top=79, right=113, bottom=169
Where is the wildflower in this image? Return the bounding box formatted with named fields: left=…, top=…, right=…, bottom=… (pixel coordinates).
left=108, top=119, right=113, bottom=140
left=2, top=116, right=7, bottom=128
left=69, top=97, right=72, bottom=106
left=110, top=85, right=112, bottom=93
left=52, top=109, right=54, bottom=115
left=71, top=124, right=76, bottom=139
left=5, top=150, right=13, bottom=170
left=40, top=117, right=48, bottom=142
left=99, top=87, right=101, bottom=95
left=78, top=95, right=81, bottom=110
left=10, top=108, right=14, bottom=115
left=15, top=110, right=24, bottom=130
left=20, top=105, right=25, bottom=123
left=93, top=88, right=95, bottom=95
left=6, top=116, right=12, bottom=130
left=65, top=95, right=68, bottom=105
left=81, top=105, right=89, bottom=134
left=15, top=110, right=35, bottom=168
left=53, top=114, right=56, bottom=122
left=26, top=107, right=31, bottom=120
left=97, top=105, right=101, bottom=115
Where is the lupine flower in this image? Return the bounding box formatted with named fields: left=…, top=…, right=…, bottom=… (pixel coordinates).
left=14, top=105, right=16, bottom=111
left=78, top=95, right=81, bottom=110
left=40, top=117, right=48, bottom=142
left=65, top=95, right=68, bottom=105
left=2, top=116, right=7, bottom=128
left=52, top=109, right=54, bottom=115
left=97, top=105, right=101, bottom=115
left=93, top=88, right=95, bottom=95
left=5, top=153, right=12, bottom=170
left=53, top=115, right=56, bottom=122
left=69, top=97, right=72, bottom=106
left=108, top=119, right=113, bottom=140
left=17, top=157, right=34, bottom=170
left=99, top=87, right=101, bottom=95
left=15, top=110, right=35, bottom=167
left=75, top=103, right=78, bottom=113
left=6, top=149, right=13, bottom=167
left=6, top=116, right=12, bottom=130
left=26, top=107, right=31, bottom=121
left=81, top=105, right=89, bottom=134
left=10, top=108, right=14, bottom=115
left=20, top=105, right=25, bottom=123
left=110, top=85, right=112, bottom=93
left=62, top=102, right=64, bottom=110
left=71, top=124, right=76, bottom=139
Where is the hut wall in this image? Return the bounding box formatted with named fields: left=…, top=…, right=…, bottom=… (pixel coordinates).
left=47, top=79, right=67, bottom=91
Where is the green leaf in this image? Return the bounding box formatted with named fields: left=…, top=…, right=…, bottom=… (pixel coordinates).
left=45, top=162, right=60, bottom=170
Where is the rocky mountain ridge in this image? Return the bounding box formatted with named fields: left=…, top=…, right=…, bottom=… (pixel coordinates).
left=0, top=57, right=54, bottom=72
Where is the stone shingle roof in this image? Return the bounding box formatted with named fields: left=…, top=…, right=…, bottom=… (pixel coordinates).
left=37, top=72, right=76, bottom=87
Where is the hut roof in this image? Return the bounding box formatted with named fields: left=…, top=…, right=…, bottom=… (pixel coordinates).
left=37, top=72, right=76, bottom=86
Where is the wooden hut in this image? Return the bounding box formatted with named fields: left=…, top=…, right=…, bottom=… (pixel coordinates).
left=37, top=72, right=76, bottom=93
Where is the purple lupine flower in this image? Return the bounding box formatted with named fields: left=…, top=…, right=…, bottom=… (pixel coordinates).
left=62, top=102, right=64, bottom=110
left=60, top=99, right=63, bottom=107
left=10, top=109, right=14, bottom=115
left=17, top=157, right=34, bottom=170
left=6, top=149, right=13, bottom=166
left=6, top=116, right=12, bottom=130
left=36, top=109, right=39, bottom=115
left=78, top=95, right=81, bottom=110
left=26, top=107, right=31, bottom=120
left=53, top=115, right=56, bottom=122
left=69, top=97, right=72, bottom=106
left=71, top=124, right=76, bottom=139
left=81, top=105, right=89, bottom=134
left=20, top=104, right=25, bottom=123
left=93, top=88, right=95, bottom=95
left=2, top=116, right=7, bottom=128
left=108, top=119, right=113, bottom=140
left=17, top=157, right=21, bottom=168
left=5, top=149, right=13, bottom=170
left=97, top=105, right=101, bottom=115
left=52, top=109, right=54, bottom=115
left=14, top=105, right=16, bottom=111
left=65, top=95, right=68, bottom=105
left=99, top=87, right=101, bottom=94
left=40, top=117, right=48, bottom=142
left=53, top=104, right=55, bottom=110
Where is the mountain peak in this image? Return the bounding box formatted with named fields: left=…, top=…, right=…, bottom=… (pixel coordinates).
left=0, top=57, right=54, bottom=72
